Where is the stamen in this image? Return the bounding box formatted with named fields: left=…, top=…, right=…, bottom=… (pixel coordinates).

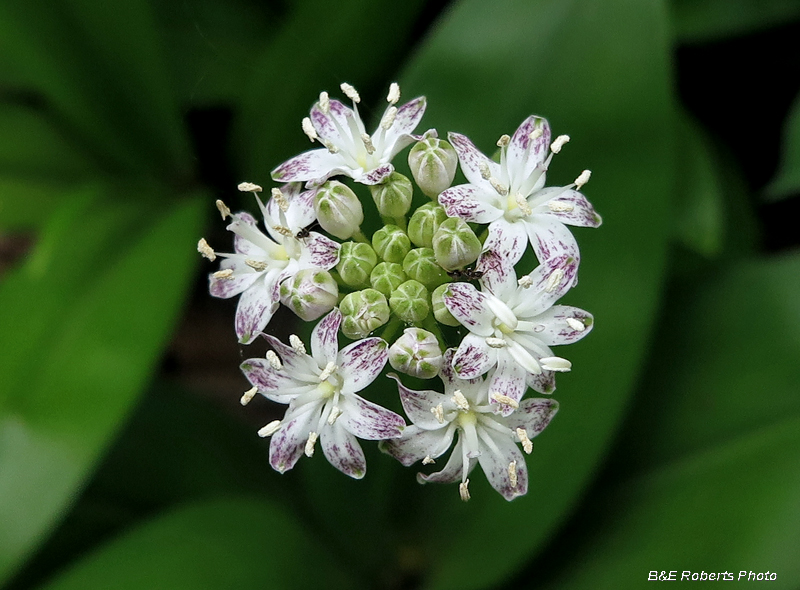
left=540, top=356, right=572, bottom=372
left=387, top=82, right=400, bottom=105
left=515, top=194, right=532, bottom=215
left=508, top=460, right=518, bottom=488
left=361, top=133, right=376, bottom=154
left=258, top=420, right=281, bottom=438
left=319, top=361, right=337, bottom=382
left=340, top=82, right=360, bottom=103
left=266, top=350, right=282, bottom=370
left=479, top=161, right=492, bottom=180
left=518, top=275, right=533, bottom=288
left=289, top=334, right=306, bottom=354
left=529, top=128, right=543, bottom=141
left=486, top=337, right=507, bottom=349
left=322, top=139, right=339, bottom=154
left=270, top=187, right=290, bottom=212
left=431, top=403, right=445, bottom=424
left=496, top=134, right=510, bottom=148
left=318, top=91, right=330, bottom=113
left=490, top=392, right=519, bottom=409
left=197, top=238, right=216, bottom=261
left=380, top=106, right=397, bottom=130
left=550, top=135, right=570, bottom=153
left=245, top=259, right=268, bottom=271
left=566, top=317, right=586, bottom=332
left=489, top=177, right=509, bottom=196
left=574, top=169, right=591, bottom=189
left=212, top=269, right=234, bottom=280
left=545, top=268, right=564, bottom=292
left=301, top=117, right=318, bottom=142
left=237, top=182, right=263, bottom=193
left=459, top=479, right=471, bottom=502
left=548, top=200, right=574, bottom=213
left=240, top=386, right=258, bottom=406
left=327, top=406, right=342, bottom=425
left=305, top=431, right=318, bottom=457
left=215, top=199, right=231, bottom=220
left=422, top=455, right=435, bottom=465
left=272, top=225, right=294, bottom=237
left=516, top=427, right=533, bottom=454
left=452, top=390, right=470, bottom=411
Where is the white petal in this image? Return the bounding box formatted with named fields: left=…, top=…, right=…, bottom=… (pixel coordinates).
left=234, top=271, right=282, bottom=344
left=208, top=263, right=259, bottom=299
left=239, top=357, right=297, bottom=395
left=512, top=253, right=580, bottom=319
left=477, top=430, right=528, bottom=500
left=311, top=308, right=342, bottom=366
left=527, top=305, right=594, bottom=346
left=338, top=338, right=388, bottom=393
left=382, top=424, right=456, bottom=467
left=452, top=333, right=496, bottom=379
left=389, top=374, right=452, bottom=430
left=271, top=148, right=346, bottom=185
left=506, top=398, right=559, bottom=438
left=439, top=184, right=502, bottom=224
left=309, top=99, right=354, bottom=146
left=525, top=214, right=581, bottom=271
left=442, top=282, right=495, bottom=337
left=269, top=404, right=319, bottom=473
left=320, top=422, right=367, bottom=479
left=261, top=334, right=319, bottom=381
left=298, top=232, right=340, bottom=270
left=488, top=354, right=528, bottom=416
left=480, top=219, right=528, bottom=287
left=508, top=115, right=551, bottom=177
left=339, top=393, right=405, bottom=440
left=535, top=188, right=602, bottom=228
left=232, top=212, right=261, bottom=255
left=527, top=370, right=556, bottom=395
left=448, top=132, right=501, bottom=187
left=359, top=163, right=394, bottom=185
left=418, top=438, right=475, bottom=484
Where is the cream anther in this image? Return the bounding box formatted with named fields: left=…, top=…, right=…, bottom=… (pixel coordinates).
left=490, top=177, right=509, bottom=196
left=490, top=393, right=519, bottom=409
left=452, top=390, right=470, bottom=411
left=431, top=403, right=445, bottom=424
left=529, top=128, right=543, bottom=140
left=517, top=275, right=533, bottom=288
left=575, top=169, right=591, bottom=189
left=212, top=269, right=234, bottom=280
left=197, top=238, right=216, bottom=261
left=548, top=200, right=574, bottom=213
left=380, top=106, right=397, bottom=130
left=387, top=82, right=400, bottom=104
left=340, top=82, right=360, bottom=103
left=459, top=479, right=471, bottom=502
left=516, top=427, right=533, bottom=454
left=237, top=182, right=263, bottom=193
left=327, top=406, right=342, bottom=425
left=541, top=356, right=572, bottom=372
left=241, top=386, right=258, bottom=406
left=318, top=91, right=330, bottom=113
left=272, top=225, right=294, bottom=237
left=271, top=187, right=290, bottom=212
left=289, top=334, right=306, bottom=354
left=422, top=455, right=435, bottom=465
left=258, top=420, right=281, bottom=438
left=215, top=199, right=231, bottom=220
left=486, top=337, right=507, bottom=349
left=318, top=361, right=337, bottom=382
left=497, top=134, right=511, bottom=148
left=550, top=135, right=570, bottom=153
left=545, top=268, right=564, bottom=292
left=323, top=139, right=339, bottom=154
left=515, top=193, right=532, bottom=215
left=508, top=461, right=518, bottom=488
left=305, top=431, right=318, bottom=457
left=566, top=317, right=586, bottom=332
left=302, top=117, right=318, bottom=142
left=479, top=161, right=492, bottom=180
left=361, top=133, right=376, bottom=154
left=245, top=258, right=268, bottom=271
left=266, top=350, right=282, bottom=370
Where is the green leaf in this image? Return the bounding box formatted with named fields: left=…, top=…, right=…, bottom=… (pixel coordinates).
left=670, top=0, right=800, bottom=43
left=765, top=90, right=800, bottom=201
left=36, top=498, right=353, bottom=590
left=0, top=190, right=205, bottom=584
left=387, top=0, right=675, bottom=587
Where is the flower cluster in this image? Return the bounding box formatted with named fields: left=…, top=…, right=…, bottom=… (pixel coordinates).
left=199, top=83, right=601, bottom=501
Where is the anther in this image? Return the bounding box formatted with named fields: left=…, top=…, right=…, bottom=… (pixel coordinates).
left=550, top=135, right=570, bottom=154
left=319, top=361, right=337, bottom=382
left=508, top=460, right=518, bottom=488
left=266, top=350, right=282, bottom=370
left=241, top=386, right=258, bottom=406
left=245, top=259, right=268, bottom=271
left=323, top=139, right=339, bottom=154
left=387, top=82, right=400, bottom=105
left=548, top=200, right=574, bottom=213
left=237, top=182, right=263, bottom=193
left=305, top=431, right=318, bottom=457
left=566, top=317, right=586, bottom=332
left=516, top=427, right=533, bottom=454
left=197, top=238, right=216, bottom=261
left=452, top=390, right=470, bottom=411
left=212, top=269, right=234, bottom=280
left=518, top=275, right=533, bottom=288
left=302, top=117, right=318, bottom=142
left=541, top=356, right=572, bottom=372
left=529, top=128, right=543, bottom=141
left=459, top=480, right=471, bottom=502
left=327, top=406, right=342, bottom=425
left=515, top=194, right=532, bottom=215
left=574, top=169, right=591, bottom=189
left=340, top=82, right=360, bottom=103
left=318, top=91, right=330, bottom=113
left=545, top=268, right=564, bottom=292
left=271, top=187, right=290, bottom=212
left=496, top=134, right=511, bottom=148
left=380, top=106, right=397, bottom=130
left=479, top=161, right=492, bottom=180
left=272, top=225, right=294, bottom=237
left=361, top=133, right=376, bottom=154
left=490, top=177, right=509, bottom=196
left=490, top=392, right=519, bottom=409
left=289, top=334, right=306, bottom=354
left=486, top=337, right=507, bottom=349
left=215, top=199, right=231, bottom=220
left=258, top=420, right=281, bottom=438
left=431, top=403, right=445, bottom=424
left=422, top=455, right=435, bottom=465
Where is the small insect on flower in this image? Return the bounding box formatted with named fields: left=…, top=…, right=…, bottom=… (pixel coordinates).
left=446, top=267, right=484, bottom=281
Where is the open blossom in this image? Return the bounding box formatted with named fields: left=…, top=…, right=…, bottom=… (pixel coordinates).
left=383, top=349, right=559, bottom=501
left=443, top=249, right=593, bottom=412
left=272, top=82, right=427, bottom=187
left=240, top=309, right=405, bottom=478
left=438, top=115, right=601, bottom=266
left=208, top=183, right=339, bottom=344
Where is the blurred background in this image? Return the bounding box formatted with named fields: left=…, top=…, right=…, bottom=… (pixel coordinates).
left=1, top=0, right=799, bottom=588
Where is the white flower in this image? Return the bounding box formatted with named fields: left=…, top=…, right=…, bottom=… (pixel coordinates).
left=208, top=184, right=339, bottom=344
left=271, top=82, right=427, bottom=187
left=442, top=249, right=593, bottom=411
left=438, top=116, right=601, bottom=266
left=383, top=349, right=559, bottom=501
left=240, top=309, right=405, bottom=479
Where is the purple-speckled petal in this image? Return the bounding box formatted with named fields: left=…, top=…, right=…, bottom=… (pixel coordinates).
left=388, top=374, right=452, bottom=430
left=418, top=438, right=475, bottom=484
left=271, top=149, right=343, bottom=184
left=447, top=132, right=501, bottom=187
left=320, top=422, right=366, bottom=479
left=482, top=218, right=528, bottom=273
left=235, top=271, right=282, bottom=344
left=439, top=184, right=502, bottom=224
left=452, top=333, right=496, bottom=379
left=488, top=353, right=528, bottom=416
left=525, top=214, right=581, bottom=271
left=477, top=430, right=528, bottom=501
left=513, top=253, right=579, bottom=318
left=208, top=263, right=259, bottom=299
left=442, top=282, right=494, bottom=337
left=382, top=424, right=455, bottom=466
left=508, top=116, right=551, bottom=177
left=299, top=232, right=340, bottom=270
left=240, top=357, right=296, bottom=395
left=261, top=334, right=319, bottom=381
left=476, top=248, right=515, bottom=302
left=287, top=187, right=317, bottom=230
left=310, top=308, right=342, bottom=366
left=506, top=398, right=559, bottom=438
left=232, top=212, right=260, bottom=255
left=338, top=338, right=388, bottom=393
left=360, top=163, right=394, bottom=185
left=268, top=403, right=319, bottom=473
left=391, top=97, right=427, bottom=135
left=308, top=100, right=352, bottom=146
left=532, top=187, right=602, bottom=228
left=527, top=370, right=556, bottom=395
left=527, top=305, right=594, bottom=346
left=340, top=393, right=405, bottom=440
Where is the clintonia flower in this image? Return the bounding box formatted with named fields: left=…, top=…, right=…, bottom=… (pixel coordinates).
left=206, top=183, right=339, bottom=344
left=240, top=309, right=405, bottom=479
left=272, top=82, right=427, bottom=187
left=438, top=116, right=601, bottom=266
left=383, top=349, right=559, bottom=501
left=443, top=249, right=593, bottom=412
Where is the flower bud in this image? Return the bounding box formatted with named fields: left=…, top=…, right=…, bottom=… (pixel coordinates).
left=389, top=280, right=430, bottom=324
left=370, top=262, right=407, bottom=297
left=431, top=283, right=460, bottom=326
left=388, top=328, right=443, bottom=379
left=314, top=181, right=364, bottom=239
left=408, top=136, right=458, bottom=198
left=369, top=172, right=413, bottom=218
left=402, top=248, right=447, bottom=289
left=279, top=269, right=338, bottom=321
left=339, top=288, right=390, bottom=339
left=432, top=217, right=482, bottom=271
left=372, top=224, right=411, bottom=263
left=408, top=202, right=448, bottom=248
left=336, top=241, right=378, bottom=288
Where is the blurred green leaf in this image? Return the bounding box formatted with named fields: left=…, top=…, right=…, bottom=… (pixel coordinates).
left=0, top=190, right=204, bottom=584
left=670, top=0, right=800, bottom=43
left=0, top=0, right=191, bottom=180
left=36, top=497, right=353, bottom=590
left=765, top=90, right=800, bottom=201
left=387, top=0, right=675, bottom=587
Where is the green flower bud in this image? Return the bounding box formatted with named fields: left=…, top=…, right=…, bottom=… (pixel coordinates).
left=339, top=288, right=390, bottom=339
left=370, top=262, right=407, bottom=297
left=408, top=136, right=458, bottom=198
left=432, top=216, right=482, bottom=271
left=402, top=247, right=447, bottom=289
left=369, top=172, right=413, bottom=218
left=279, top=269, right=339, bottom=321
left=336, top=241, right=378, bottom=288
left=389, top=280, right=430, bottom=324
left=431, top=283, right=460, bottom=326
left=408, top=202, right=448, bottom=248
left=314, top=181, right=364, bottom=239
left=372, top=224, right=411, bottom=263
left=388, top=327, right=443, bottom=379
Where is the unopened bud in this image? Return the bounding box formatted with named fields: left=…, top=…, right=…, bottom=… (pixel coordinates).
left=279, top=269, right=338, bottom=321
left=388, top=328, right=443, bottom=379
left=403, top=248, right=447, bottom=289
left=389, top=280, right=430, bottom=324
left=408, top=137, right=458, bottom=198
left=336, top=241, right=378, bottom=288
left=431, top=283, right=460, bottom=326
left=370, top=262, right=407, bottom=297
left=314, top=181, right=364, bottom=239
left=408, top=202, right=448, bottom=248
left=339, top=289, right=390, bottom=339
left=372, top=224, right=411, bottom=264
left=432, top=217, right=482, bottom=271
left=369, top=172, right=413, bottom=217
